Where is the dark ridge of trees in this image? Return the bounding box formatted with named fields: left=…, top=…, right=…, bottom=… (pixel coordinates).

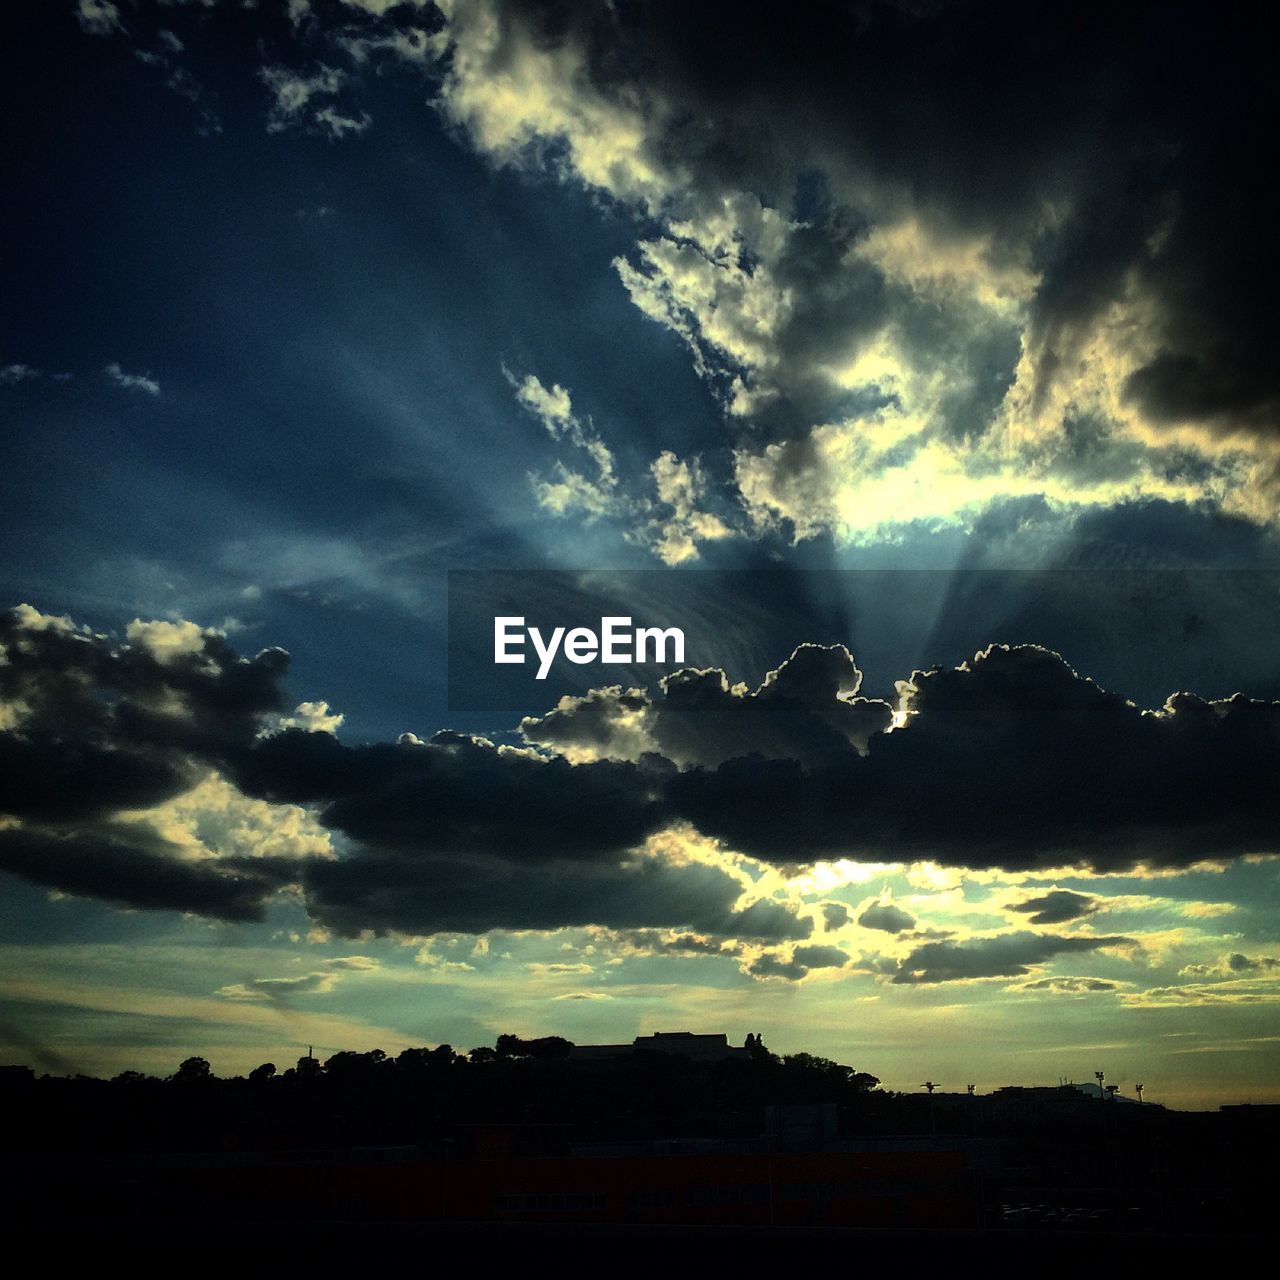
left=3, top=1033, right=1277, bottom=1227
left=1, top=1046, right=1277, bottom=1234
left=0, top=1036, right=883, bottom=1156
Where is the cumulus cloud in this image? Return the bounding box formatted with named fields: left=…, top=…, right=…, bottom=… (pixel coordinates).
left=857, top=891, right=916, bottom=935
left=0, top=605, right=815, bottom=938
left=522, top=642, right=892, bottom=767
left=791, top=943, right=849, bottom=970
left=614, top=929, right=741, bottom=958
left=889, top=931, right=1135, bottom=985
left=422, top=1, right=1280, bottom=542
left=5, top=606, right=1280, bottom=941
left=125, top=617, right=215, bottom=664
left=1179, top=952, right=1280, bottom=979
left=275, top=701, right=345, bottom=735
left=1225, top=952, right=1280, bottom=973
left=749, top=941, right=848, bottom=981
left=67, top=0, right=1280, bottom=551
left=0, top=605, right=296, bottom=917
left=640, top=451, right=732, bottom=566
left=748, top=952, right=810, bottom=982
left=669, top=643, right=1280, bottom=873
left=0, top=822, right=299, bottom=922
left=302, top=846, right=809, bottom=940
left=1, top=364, right=42, bottom=385
left=123, top=771, right=336, bottom=866
left=0, top=604, right=288, bottom=823
left=821, top=902, right=851, bottom=930
left=1009, top=889, right=1100, bottom=926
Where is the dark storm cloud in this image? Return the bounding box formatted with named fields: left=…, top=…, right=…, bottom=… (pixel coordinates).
left=792, top=943, right=849, bottom=970
left=749, top=942, right=848, bottom=983
left=662, top=933, right=739, bottom=956
left=0, top=606, right=815, bottom=938
left=443, top=1, right=1279, bottom=441
left=301, top=849, right=809, bottom=940
left=238, top=725, right=800, bottom=943
left=521, top=643, right=892, bottom=765
left=821, top=902, right=851, bottom=930
left=0, top=730, right=192, bottom=824
left=0, top=823, right=297, bottom=922
left=890, top=931, right=1133, bottom=985
left=0, top=607, right=310, bottom=916
left=238, top=728, right=667, bottom=861
left=7, top=606, right=1280, bottom=934
left=0, top=607, right=815, bottom=936
left=858, top=899, right=917, bottom=934
left=0, top=607, right=290, bottom=795
left=748, top=953, right=811, bottom=982
left=1225, top=952, right=1279, bottom=974
left=669, top=643, right=1280, bottom=872
left=1009, top=890, right=1099, bottom=926
left=0, top=609, right=289, bottom=810
left=1062, top=501, right=1280, bottom=571
left=193, top=635, right=1280, bottom=885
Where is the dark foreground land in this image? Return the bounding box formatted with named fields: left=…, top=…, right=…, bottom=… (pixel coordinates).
left=13, top=1220, right=1267, bottom=1269
left=3, top=1037, right=1274, bottom=1250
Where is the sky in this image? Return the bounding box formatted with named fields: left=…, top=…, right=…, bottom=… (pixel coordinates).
left=1, top=0, right=1279, bottom=1109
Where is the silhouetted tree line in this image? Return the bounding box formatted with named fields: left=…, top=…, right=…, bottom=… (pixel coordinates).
left=2, top=1039, right=1278, bottom=1229
left=0, top=1035, right=884, bottom=1156
left=2, top=1044, right=1278, bottom=1231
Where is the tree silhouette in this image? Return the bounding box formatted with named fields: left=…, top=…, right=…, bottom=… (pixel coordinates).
left=173, top=1056, right=212, bottom=1084
left=495, top=1034, right=572, bottom=1061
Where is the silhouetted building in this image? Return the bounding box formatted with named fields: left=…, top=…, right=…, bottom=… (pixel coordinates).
left=570, top=1032, right=749, bottom=1062
left=986, top=1083, right=1159, bottom=1123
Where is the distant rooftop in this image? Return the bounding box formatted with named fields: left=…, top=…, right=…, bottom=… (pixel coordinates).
left=569, top=1032, right=748, bottom=1062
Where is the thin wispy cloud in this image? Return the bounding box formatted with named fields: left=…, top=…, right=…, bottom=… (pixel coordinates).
left=104, top=362, right=160, bottom=396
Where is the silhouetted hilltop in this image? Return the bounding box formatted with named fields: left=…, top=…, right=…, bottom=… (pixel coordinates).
left=1, top=1033, right=1275, bottom=1236
left=0, top=1032, right=884, bottom=1155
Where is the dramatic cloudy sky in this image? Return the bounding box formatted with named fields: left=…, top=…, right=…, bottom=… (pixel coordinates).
left=2, top=1, right=1279, bottom=1107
